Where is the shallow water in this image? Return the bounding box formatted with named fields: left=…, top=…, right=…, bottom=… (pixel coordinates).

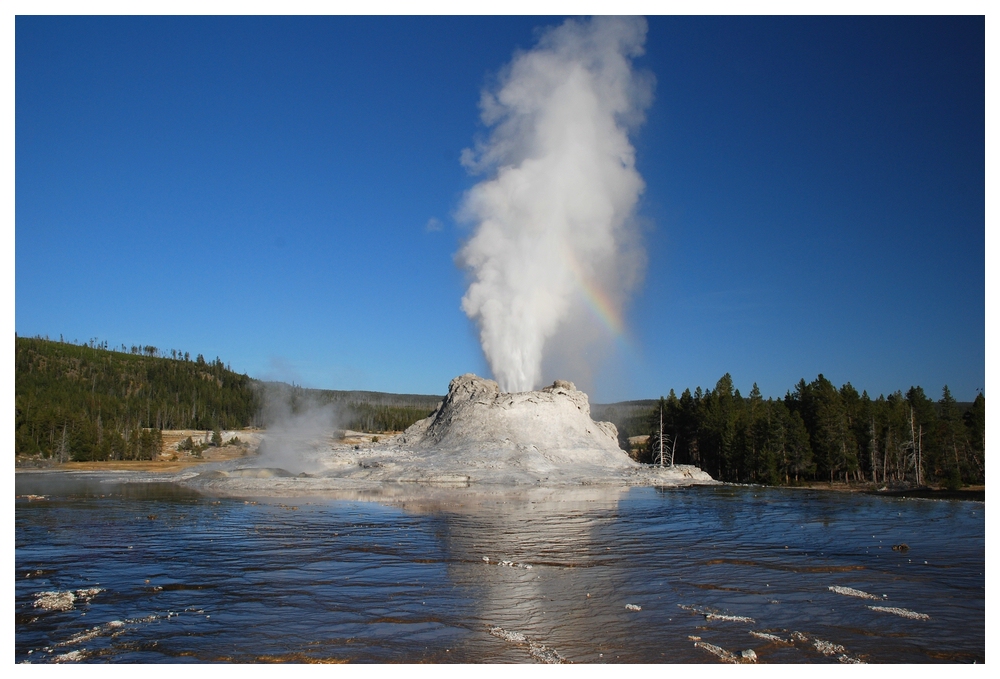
left=15, top=473, right=984, bottom=663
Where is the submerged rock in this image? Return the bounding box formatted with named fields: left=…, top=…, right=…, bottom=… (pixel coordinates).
left=867, top=605, right=930, bottom=620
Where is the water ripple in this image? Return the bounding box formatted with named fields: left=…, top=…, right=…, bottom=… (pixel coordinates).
left=15, top=478, right=984, bottom=663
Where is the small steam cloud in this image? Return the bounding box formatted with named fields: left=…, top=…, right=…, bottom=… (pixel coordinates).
left=458, top=16, right=654, bottom=393
left=257, top=384, right=340, bottom=474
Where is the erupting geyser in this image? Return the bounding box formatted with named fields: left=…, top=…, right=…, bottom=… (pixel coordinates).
left=180, top=19, right=716, bottom=494
left=458, top=16, right=653, bottom=392
left=375, top=374, right=711, bottom=485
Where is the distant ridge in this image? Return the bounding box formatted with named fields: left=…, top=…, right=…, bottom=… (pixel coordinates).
left=259, top=381, right=443, bottom=434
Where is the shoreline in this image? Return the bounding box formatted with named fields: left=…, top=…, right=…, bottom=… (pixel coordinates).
left=15, top=449, right=252, bottom=474
left=15, top=462, right=984, bottom=502
left=775, top=481, right=985, bottom=501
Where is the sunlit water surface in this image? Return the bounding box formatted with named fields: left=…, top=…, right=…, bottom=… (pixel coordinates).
left=15, top=473, right=984, bottom=663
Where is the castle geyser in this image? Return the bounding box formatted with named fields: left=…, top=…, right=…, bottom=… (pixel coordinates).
left=182, top=374, right=713, bottom=493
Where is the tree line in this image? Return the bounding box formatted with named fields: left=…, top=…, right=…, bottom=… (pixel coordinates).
left=15, top=336, right=261, bottom=461
left=17, top=335, right=983, bottom=484
left=633, top=373, right=984, bottom=488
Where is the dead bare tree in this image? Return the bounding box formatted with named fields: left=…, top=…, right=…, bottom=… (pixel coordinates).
left=58, top=424, right=67, bottom=464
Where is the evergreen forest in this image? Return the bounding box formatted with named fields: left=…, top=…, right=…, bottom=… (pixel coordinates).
left=618, top=373, right=984, bottom=489
left=259, top=381, right=443, bottom=435
left=16, top=336, right=262, bottom=461
left=14, top=336, right=442, bottom=462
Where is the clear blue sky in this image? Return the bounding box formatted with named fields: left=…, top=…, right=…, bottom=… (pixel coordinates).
left=15, top=15, right=984, bottom=402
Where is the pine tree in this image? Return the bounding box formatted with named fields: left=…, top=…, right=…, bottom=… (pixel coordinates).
left=963, top=393, right=985, bottom=484
left=936, top=386, right=965, bottom=488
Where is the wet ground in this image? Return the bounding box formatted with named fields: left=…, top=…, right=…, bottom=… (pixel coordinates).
left=15, top=473, right=984, bottom=663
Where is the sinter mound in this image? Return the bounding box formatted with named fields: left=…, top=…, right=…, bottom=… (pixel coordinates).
left=179, top=374, right=715, bottom=492
left=368, top=374, right=713, bottom=486
left=395, top=374, right=628, bottom=469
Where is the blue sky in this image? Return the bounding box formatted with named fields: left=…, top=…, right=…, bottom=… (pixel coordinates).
left=15, top=15, right=984, bottom=402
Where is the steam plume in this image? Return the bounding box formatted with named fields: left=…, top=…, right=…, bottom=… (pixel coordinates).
left=458, top=16, right=653, bottom=393
left=257, top=384, right=340, bottom=474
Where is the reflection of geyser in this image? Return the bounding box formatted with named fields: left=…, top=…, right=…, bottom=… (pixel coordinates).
left=396, top=486, right=630, bottom=661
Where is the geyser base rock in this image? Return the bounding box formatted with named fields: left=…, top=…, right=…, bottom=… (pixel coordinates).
left=175, top=374, right=714, bottom=493
left=394, top=374, right=628, bottom=472
left=335, top=374, right=712, bottom=487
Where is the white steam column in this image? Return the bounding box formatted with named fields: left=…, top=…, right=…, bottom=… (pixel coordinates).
left=458, top=16, right=654, bottom=393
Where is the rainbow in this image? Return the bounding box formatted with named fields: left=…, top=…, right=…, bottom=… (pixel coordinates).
left=563, top=246, right=628, bottom=343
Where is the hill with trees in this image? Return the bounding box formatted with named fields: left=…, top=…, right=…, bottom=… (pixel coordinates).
left=260, top=381, right=443, bottom=434
left=14, top=336, right=444, bottom=463
left=15, top=336, right=262, bottom=461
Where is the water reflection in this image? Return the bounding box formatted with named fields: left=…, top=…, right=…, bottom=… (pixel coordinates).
left=406, top=487, right=630, bottom=662
left=16, top=472, right=204, bottom=501
left=15, top=473, right=984, bottom=663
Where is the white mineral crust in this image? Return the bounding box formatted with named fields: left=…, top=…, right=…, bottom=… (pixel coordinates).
left=392, top=375, right=630, bottom=473
left=177, top=374, right=715, bottom=494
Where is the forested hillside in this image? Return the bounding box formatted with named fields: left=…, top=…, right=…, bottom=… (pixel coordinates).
left=591, top=401, right=657, bottom=444
left=14, top=336, right=443, bottom=462
left=15, top=336, right=262, bottom=461
left=630, top=373, right=984, bottom=488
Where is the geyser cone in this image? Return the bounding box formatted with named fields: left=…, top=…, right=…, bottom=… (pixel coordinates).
left=397, top=374, right=633, bottom=471
left=184, top=374, right=715, bottom=493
